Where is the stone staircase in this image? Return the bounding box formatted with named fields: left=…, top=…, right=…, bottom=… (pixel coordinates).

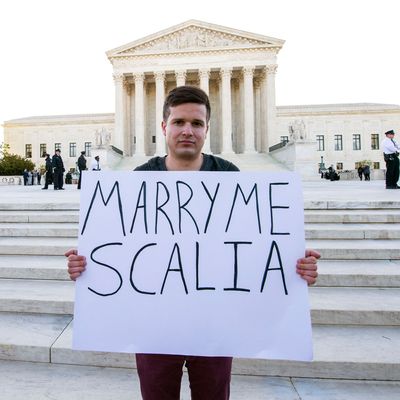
left=0, top=197, right=399, bottom=398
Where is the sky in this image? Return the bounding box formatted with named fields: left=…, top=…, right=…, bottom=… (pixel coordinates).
left=1, top=0, right=399, bottom=143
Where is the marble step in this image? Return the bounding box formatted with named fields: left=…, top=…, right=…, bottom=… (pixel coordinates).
left=0, top=279, right=399, bottom=326
left=305, top=223, right=400, bottom=239
left=316, top=260, right=400, bottom=287
left=1, top=361, right=399, bottom=400
left=1, top=313, right=398, bottom=381
left=0, top=223, right=78, bottom=237
left=304, top=209, right=400, bottom=223
left=0, top=237, right=77, bottom=255
left=0, top=210, right=79, bottom=223
left=0, top=255, right=69, bottom=280
left=306, top=239, right=400, bottom=260
left=303, top=200, right=400, bottom=210
left=0, top=279, right=74, bottom=314
left=0, top=202, right=79, bottom=211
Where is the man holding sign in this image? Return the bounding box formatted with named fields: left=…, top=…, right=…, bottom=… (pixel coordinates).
left=66, top=86, right=319, bottom=400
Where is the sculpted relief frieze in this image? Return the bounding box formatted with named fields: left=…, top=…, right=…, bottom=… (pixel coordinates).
left=119, top=27, right=270, bottom=55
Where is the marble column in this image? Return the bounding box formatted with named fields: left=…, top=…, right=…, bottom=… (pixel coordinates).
left=254, top=78, right=262, bottom=152
left=265, top=65, right=278, bottom=150
left=199, top=68, right=211, bottom=154
left=175, top=70, right=186, bottom=87
left=124, top=83, right=131, bottom=156
left=113, top=73, right=125, bottom=153
left=154, top=71, right=166, bottom=155
left=243, top=66, right=256, bottom=153
left=134, top=73, right=145, bottom=156
left=220, top=67, right=233, bottom=154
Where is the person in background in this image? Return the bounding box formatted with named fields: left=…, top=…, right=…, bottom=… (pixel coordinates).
left=77, top=151, right=87, bottom=189
left=22, top=169, right=28, bottom=186
left=381, top=130, right=400, bottom=189
left=42, top=154, right=53, bottom=190
left=90, top=155, right=101, bottom=171
left=357, top=165, right=363, bottom=181
left=52, top=149, right=65, bottom=190
left=363, top=165, right=370, bottom=181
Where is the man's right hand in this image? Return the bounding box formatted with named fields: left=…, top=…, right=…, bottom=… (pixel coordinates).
left=64, top=249, right=86, bottom=281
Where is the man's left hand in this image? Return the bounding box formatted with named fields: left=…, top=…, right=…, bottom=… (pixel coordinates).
left=297, top=249, right=320, bottom=286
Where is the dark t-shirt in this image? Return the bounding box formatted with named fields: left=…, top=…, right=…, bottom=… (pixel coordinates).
left=134, top=154, right=239, bottom=172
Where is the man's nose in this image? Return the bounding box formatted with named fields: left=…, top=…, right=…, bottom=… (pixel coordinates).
left=181, top=123, right=193, bottom=135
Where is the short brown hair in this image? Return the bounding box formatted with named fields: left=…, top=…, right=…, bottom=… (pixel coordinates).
left=163, top=86, right=211, bottom=122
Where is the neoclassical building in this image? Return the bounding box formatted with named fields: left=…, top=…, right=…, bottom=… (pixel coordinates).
left=3, top=20, right=400, bottom=174
left=107, top=20, right=282, bottom=157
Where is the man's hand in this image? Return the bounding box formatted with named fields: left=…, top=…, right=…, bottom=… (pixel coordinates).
left=65, top=248, right=86, bottom=281
left=296, top=249, right=320, bottom=286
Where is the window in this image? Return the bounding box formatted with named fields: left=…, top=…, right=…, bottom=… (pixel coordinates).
left=40, top=144, right=46, bottom=157
left=336, top=162, right=343, bottom=170
left=373, top=162, right=380, bottom=169
left=152, top=136, right=156, bottom=144
left=316, top=135, right=325, bottom=151
left=371, top=134, right=379, bottom=150
left=25, top=144, right=32, bottom=158
left=55, top=143, right=61, bottom=152
left=84, top=142, right=92, bottom=157
left=353, top=134, right=361, bottom=150
left=334, top=135, right=343, bottom=151
left=69, top=142, right=76, bottom=157
left=280, top=136, right=289, bottom=144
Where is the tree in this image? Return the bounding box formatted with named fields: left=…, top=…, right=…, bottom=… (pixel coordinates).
left=0, top=143, right=35, bottom=175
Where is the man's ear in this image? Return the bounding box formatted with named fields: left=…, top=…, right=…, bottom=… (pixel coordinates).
left=203, top=124, right=209, bottom=139
left=161, top=121, right=167, bottom=136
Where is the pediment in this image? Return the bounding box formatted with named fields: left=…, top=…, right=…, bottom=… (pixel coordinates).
left=107, top=20, right=284, bottom=58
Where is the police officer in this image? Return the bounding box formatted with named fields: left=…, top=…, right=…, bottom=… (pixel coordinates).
left=381, top=130, right=400, bottom=189
left=52, top=149, right=65, bottom=190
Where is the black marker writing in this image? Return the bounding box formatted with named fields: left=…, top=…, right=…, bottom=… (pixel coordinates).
left=130, top=181, right=148, bottom=234
left=129, top=242, right=157, bottom=295
left=225, top=184, right=261, bottom=234
left=81, top=181, right=126, bottom=236
left=223, top=241, right=252, bottom=292
left=260, top=240, right=288, bottom=295
left=269, top=182, right=290, bottom=235
left=88, top=242, right=123, bottom=296
left=160, top=243, right=188, bottom=294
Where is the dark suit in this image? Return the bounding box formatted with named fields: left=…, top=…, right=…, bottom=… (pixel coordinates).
left=52, top=153, right=64, bottom=190
left=43, top=156, right=53, bottom=189
left=77, top=154, right=87, bottom=189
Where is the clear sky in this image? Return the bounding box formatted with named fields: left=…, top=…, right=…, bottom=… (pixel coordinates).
left=1, top=0, right=399, bottom=143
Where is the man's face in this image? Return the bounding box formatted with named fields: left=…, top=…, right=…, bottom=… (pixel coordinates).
left=162, top=103, right=208, bottom=160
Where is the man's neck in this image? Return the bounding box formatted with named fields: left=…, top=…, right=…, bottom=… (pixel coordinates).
left=165, top=154, right=204, bottom=171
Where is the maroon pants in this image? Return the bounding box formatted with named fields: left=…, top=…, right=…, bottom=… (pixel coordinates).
left=136, top=354, right=232, bottom=400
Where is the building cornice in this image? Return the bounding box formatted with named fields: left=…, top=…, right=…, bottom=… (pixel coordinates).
left=277, top=103, right=400, bottom=117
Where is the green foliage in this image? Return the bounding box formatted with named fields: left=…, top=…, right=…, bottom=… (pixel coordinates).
left=0, top=143, right=35, bottom=175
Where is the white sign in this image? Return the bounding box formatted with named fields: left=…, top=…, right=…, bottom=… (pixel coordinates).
left=73, top=171, right=313, bottom=361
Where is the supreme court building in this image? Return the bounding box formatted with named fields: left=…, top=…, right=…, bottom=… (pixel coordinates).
left=4, top=20, right=400, bottom=174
